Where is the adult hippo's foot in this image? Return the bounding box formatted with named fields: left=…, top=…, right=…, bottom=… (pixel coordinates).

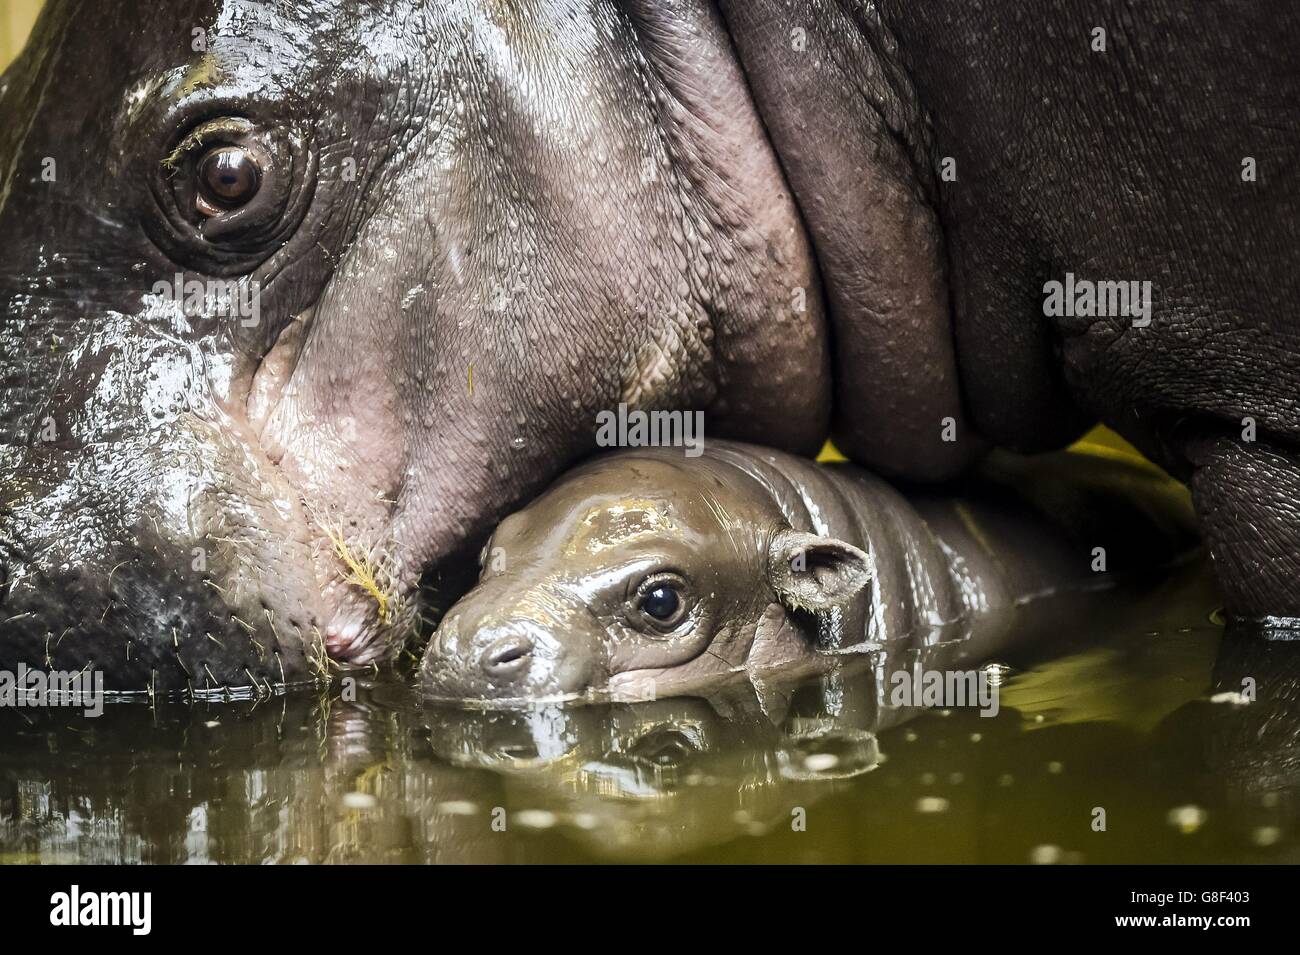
left=1185, top=437, right=1300, bottom=628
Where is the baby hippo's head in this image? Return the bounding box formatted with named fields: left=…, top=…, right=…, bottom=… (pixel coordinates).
left=420, top=448, right=871, bottom=703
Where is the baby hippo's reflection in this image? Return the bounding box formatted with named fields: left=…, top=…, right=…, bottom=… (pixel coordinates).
left=423, top=646, right=978, bottom=857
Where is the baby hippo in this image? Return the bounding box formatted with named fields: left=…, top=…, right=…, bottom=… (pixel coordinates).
left=420, top=441, right=1194, bottom=702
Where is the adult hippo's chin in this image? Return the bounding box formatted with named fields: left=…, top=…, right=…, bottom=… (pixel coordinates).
left=1, top=0, right=1298, bottom=693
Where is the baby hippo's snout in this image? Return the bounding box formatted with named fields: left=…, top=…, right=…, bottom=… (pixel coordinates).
left=480, top=631, right=536, bottom=682
left=421, top=597, right=604, bottom=702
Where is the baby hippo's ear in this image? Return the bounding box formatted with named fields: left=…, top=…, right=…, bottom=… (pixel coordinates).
left=767, top=529, right=872, bottom=612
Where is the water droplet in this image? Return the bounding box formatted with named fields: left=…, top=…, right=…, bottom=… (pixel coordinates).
left=1166, top=804, right=1207, bottom=834
left=1252, top=826, right=1282, bottom=847
left=514, top=809, right=557, bottom=829
left=803, top=753, right=839, bottom=773
left=1029, top=844, right=1063, bottom=865
left=342, top=792, right=377, bottom=810
left=435, top=800, right=477, bottom=816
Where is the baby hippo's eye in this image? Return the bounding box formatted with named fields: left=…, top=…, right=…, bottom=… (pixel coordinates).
left=641, top=585, right=679, bottom=620
left=631, top=573, right=689, bottom=630
left=196, top=145, right=262, bottom=216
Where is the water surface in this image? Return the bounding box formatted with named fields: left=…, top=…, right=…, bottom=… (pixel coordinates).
left=2, top=558, right=1296, bottom=864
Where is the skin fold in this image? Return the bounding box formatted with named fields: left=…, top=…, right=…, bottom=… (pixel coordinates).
left=0, top=0, right=1294, bottom=692
left=420, top=442, right=1197, bottom=702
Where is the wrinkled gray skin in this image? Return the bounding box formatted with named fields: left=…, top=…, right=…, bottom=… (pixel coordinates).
left=421, top=442, right=1195, bottom=701
left=0, top=0, right=1294, bottom=692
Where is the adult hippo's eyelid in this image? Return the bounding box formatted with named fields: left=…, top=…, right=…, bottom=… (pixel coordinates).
left=146, top=113, right=318, bottom=276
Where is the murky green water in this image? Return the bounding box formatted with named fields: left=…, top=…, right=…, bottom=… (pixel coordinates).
left=2, top=557, right=1296, bottom=864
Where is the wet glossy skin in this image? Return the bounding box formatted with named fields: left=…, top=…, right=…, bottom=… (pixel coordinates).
left=421, top=442, right=1197, bottom=701
left=1, top=1, right=1296, bottom=694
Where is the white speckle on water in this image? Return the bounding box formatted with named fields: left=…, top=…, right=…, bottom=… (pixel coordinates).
left=515, top=809, right=558, bottom=829
left=1047, top=761, right=1064, bottom=774
left=1251, top=826, right=1282, bottom=847
left=920, top=772, right=937, bottom=785
left=1167, top=804, right=1208, bottom=834
left=342, top=792, right=377, bottom=810
left=1030, top=844, right=1063, bottom=865
left=803, top=753, right=840, bottom=772
left=998, top=774, right=1015, bottom=787
left=948, top=772, right=964, bottom=785
left=1209, top=691, right=1250, bottom=706
left=570, top=813, right=600, bottom=830
left=969, top=733, right=983, bottom=742
left=435, top=800, right=478, bottom=816
left=904, top=730, right=918, bottom=742
left=204, top=721, right=219, bottom=728
left=915, top=796, right=949, bottom=814
left=982, top=662, right=1012, bottom=686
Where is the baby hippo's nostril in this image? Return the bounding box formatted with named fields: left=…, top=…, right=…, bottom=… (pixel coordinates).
left=480, top=634, right=534, bottom=681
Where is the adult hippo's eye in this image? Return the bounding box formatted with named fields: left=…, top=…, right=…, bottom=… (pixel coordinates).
left=196, top=146, right=262, bottom=216
left=150, top=115, right=316, bottom=274
left=631, top=573, right=689, bottom=631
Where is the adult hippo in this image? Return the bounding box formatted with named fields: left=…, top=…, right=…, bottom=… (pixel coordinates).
left=421, top=442, right=1196, bottom=701
left=0, top=0, right=1295, bottom=692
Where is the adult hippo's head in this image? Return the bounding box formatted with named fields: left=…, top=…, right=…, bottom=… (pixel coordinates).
left=0, top=0, right=828, bottom=690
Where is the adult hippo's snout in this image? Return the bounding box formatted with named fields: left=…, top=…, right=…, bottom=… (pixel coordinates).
left=0, top=415, right=327, bottom=694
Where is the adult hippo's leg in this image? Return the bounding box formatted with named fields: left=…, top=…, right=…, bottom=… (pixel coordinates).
left=722, top=0, right=1300, bottom=625
left=882, top=0, right=1300, bottom=625
left=717, top=0, right=990, bottom=481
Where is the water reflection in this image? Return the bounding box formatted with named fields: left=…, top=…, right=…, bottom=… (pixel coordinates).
left=1, top=559, right=1297, bottom=863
